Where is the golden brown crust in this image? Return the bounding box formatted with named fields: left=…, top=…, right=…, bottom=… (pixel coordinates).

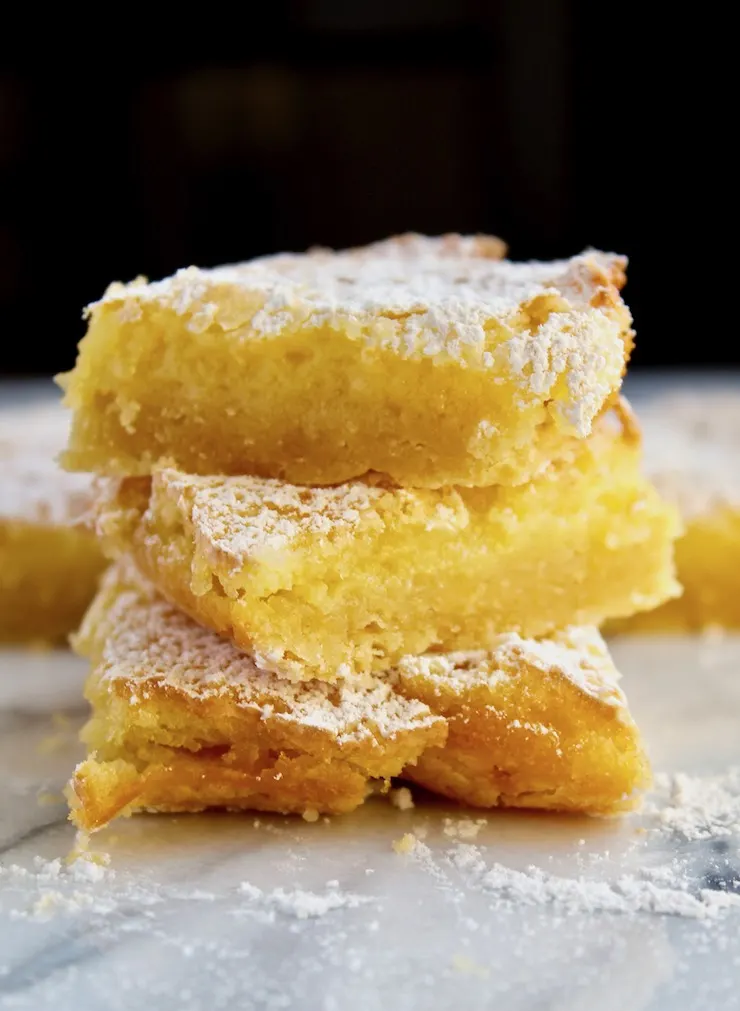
left=69, top=565, right=650, bottom=830
left=70, top=753, right=379, bottom=832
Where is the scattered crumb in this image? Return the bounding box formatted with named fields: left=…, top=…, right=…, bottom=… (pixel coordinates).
left=392, top=832, right=418, bottom=854
left=37, top=732, right=73, bottom=756
left=36, top=790, right=64, bottom=806
left=37, top=713, right=77, bottom=756
left=700, top=624, right=726, bottom=646
left=443, top=817, right=487, bottom=840
left=389, top=786, right=415, bottom=811
left=452, top=953, right=490, bottom=979
left=301, top=809, right=319, bottom=823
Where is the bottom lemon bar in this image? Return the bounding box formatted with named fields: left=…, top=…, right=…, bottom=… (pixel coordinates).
left=68, top=563, right=650, bottom=832
left=610, top=390, right=740, bottom=631
left=0, top=403, right=105, bottom=643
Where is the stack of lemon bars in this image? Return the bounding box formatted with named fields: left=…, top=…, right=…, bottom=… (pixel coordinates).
left=57, top=234, right=682, bottom=833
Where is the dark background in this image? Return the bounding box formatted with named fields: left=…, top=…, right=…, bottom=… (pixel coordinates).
left=0, top=2, right=728, bottom=376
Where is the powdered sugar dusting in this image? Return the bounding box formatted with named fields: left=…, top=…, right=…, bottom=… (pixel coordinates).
left=639, top=390, right=740, bottom=518
left=391, top=767, right=740, bottom=922
left=153, top=468, right=391, bottom=561
left=453, top=851, right=740, bottom=920
left=0, top=401, right=94, bottom=525
left=90, top=235, right=630, bottom=437
left=134, top=469, right=472, bottom=570
left=237, top=881, right=373, bottom=919
left=0, top=855, right=118, bottom=920
left=78, top=562, right=442, bottom=746
left=395, top=626, right=627, bottom=709
left=503, top=310, right=626, bottom=435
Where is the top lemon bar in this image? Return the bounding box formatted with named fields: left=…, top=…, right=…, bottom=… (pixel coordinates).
left=59, top=234, right=633, bottom=487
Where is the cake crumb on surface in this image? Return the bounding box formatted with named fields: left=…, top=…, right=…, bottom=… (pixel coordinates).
left=452, top=953, right=490, bottom=979
left=389, top=787, right=415, bottom=811
left=392, top=832, right=418, bottom=855
left=443, top=818, right=487, bottom=840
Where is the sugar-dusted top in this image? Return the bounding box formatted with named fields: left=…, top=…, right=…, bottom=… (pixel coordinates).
left=80, top=562, right=441, bottom=745
left=638, top=390, right=740, bottom=518
left=90, top=234, right=630, bottom=438
left=93, top=233, right=626, bottom=346
left=395, top=626, right=627, bottom=709
left=146, top=469, right=468, bottom=565
left=0, top=401, right=94, bottom=525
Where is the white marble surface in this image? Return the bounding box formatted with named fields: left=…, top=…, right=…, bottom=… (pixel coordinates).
left=2, top=374, right=740, bottom=1010
left=1, top=636, right=739, bottom=1011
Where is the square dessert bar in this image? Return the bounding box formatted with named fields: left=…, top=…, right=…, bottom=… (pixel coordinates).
left=70, top=562, right=447, bottom=831
left=0, top=403, right=105, bottom=643
left=68, top=563, right=649, bottom=832
left=611, top=390, right=740, bottom=631
left=59, top=234, right=633, bottom=488
left=88, top=402, right=681, bottom=681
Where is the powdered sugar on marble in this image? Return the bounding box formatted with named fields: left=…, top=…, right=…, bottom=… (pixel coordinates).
left=639, top=390, right=740, bottom=518
left=0, top=401, right=94, bottom=524
left=646, top=768, right=740, bottom=841
left=237, top=881, right=373, bottom=920
left=394, top=767, right=740, bottom=922
left=452, top=851, right=740, bottom=920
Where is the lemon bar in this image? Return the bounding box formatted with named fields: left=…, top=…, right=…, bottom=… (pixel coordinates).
left=88, top=403, right=680, bottom=681
left=0, top=403, right=105, bottom=643
left=68, top=563, right=648, bottom=832
left=395, top=627, right=649, bottom=814
left=610, top=390, right=740, bottom=631
left=59, top=234, right=633, bottom=488
left=68, top=562, right=447, bottom=831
